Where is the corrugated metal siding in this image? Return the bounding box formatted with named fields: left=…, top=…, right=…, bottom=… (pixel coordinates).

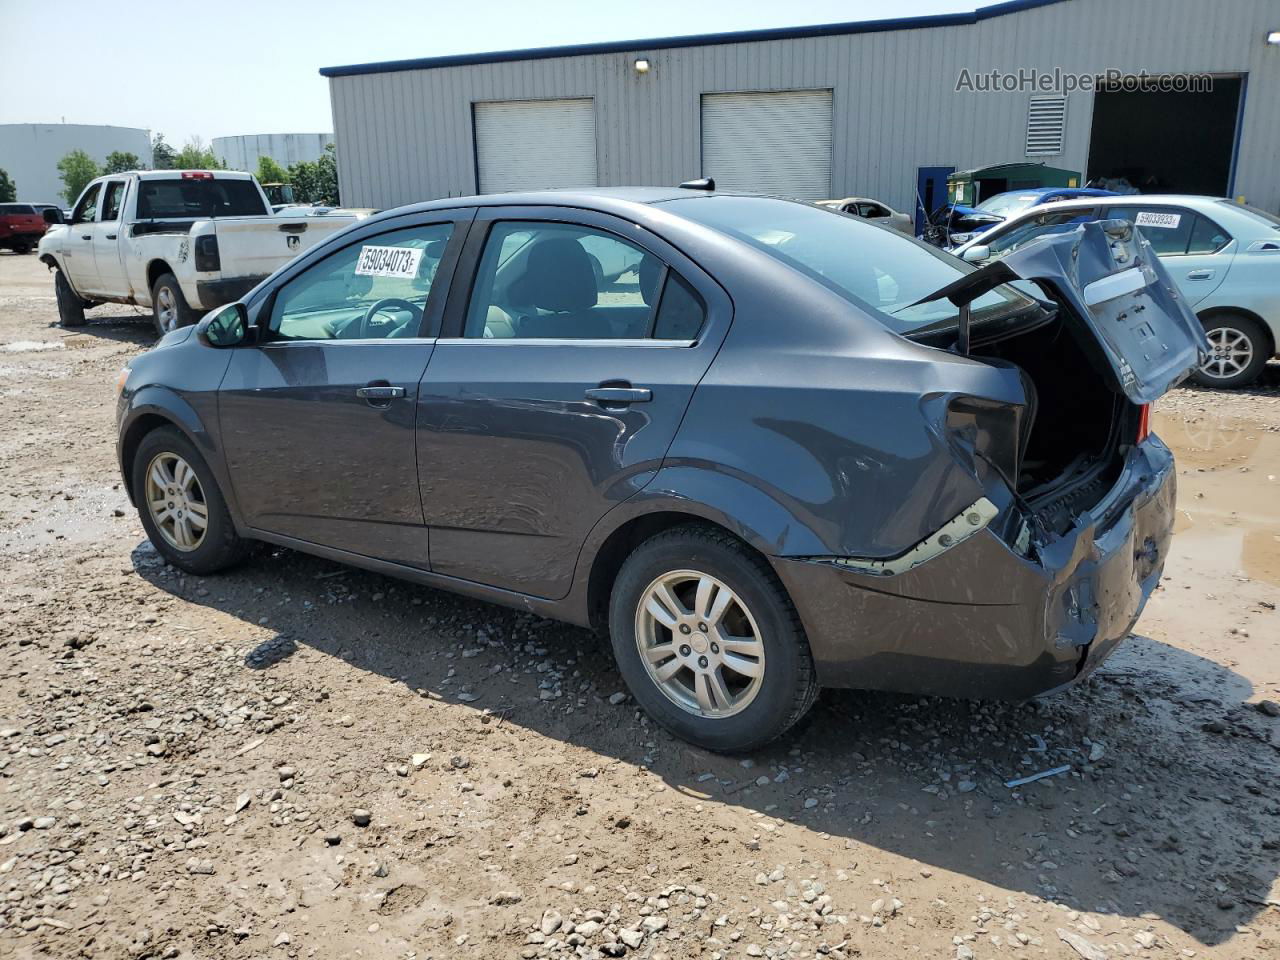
left=329, top=0, right=1280, bottom=214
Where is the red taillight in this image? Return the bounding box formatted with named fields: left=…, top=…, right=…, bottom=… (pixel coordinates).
left=1136, top=403, right=1151, bottom=443
left=181, top=171, right=214, bottom=180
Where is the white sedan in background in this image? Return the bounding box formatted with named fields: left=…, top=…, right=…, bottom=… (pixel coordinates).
left=816, top=197, right=914, bottom=234
left=952, top=195, right=1280, bottom=388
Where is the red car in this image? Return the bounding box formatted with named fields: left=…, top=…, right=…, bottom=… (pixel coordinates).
left=0, top=203, right=49, bottom=254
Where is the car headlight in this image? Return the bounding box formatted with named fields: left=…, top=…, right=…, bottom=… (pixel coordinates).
left=115, top=366, right=131, bottom=396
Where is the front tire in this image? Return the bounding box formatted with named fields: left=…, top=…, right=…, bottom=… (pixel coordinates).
left=608, top=525, right=819, bottom=752
left=1191, top=314, right=1270, bottom=389
left=151, top=273, right=197, bottom=337
left=54, top=270, right=86, bottom=327
left=132, top=426, right=248, bottom=575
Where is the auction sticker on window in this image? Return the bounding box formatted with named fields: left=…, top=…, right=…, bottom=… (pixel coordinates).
left=355, top=245, right=423, bottom=278
left=1134, top=211, right=1181, bottom=230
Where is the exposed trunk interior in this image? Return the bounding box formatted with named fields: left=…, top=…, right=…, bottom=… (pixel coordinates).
left=973, top=314, right=1135, bottom=535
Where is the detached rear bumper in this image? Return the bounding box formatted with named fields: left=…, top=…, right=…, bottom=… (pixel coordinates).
left=773, top=436, right=1176, bottom=699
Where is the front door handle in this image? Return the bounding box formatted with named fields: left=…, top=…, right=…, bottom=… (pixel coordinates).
left=1186, top=269, right=1214, bottom=280
left=585, top=386, right=652, bottom=404
left=80, top=234, right=91, bottom=241
left=355, top=384, right=405, bottom=403
left=104, top=233, right=117, bottom=240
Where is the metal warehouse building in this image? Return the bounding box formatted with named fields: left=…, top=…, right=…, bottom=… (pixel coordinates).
left=321, top=0, right=1280, bottom=222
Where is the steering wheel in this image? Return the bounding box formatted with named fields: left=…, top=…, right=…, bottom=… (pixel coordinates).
left=359, top=298, right=422, bottom=338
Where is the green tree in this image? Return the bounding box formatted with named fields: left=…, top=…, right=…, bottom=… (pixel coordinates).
left=56, top=150, right=100, bottom=205
left=256, top=155, right=289, bottom=184
left=102, top=151, right=142, bottom=175
left=288, top=144, right=339, bottom=206
left=152, top=133, right=176, bottom=169
left=0, top=168, right=15, bottom=203
left=172, top=137, right=219, bottom=170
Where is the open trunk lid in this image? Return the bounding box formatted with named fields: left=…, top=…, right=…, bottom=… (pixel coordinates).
left=920, top=219, right=1209, bottom=405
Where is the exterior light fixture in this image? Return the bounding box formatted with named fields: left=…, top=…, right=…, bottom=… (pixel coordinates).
left=1267, top=30, right=1280, bottom=45
left=634, top=58, right=651, bottom=73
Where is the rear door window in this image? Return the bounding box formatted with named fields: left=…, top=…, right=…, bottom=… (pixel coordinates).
left=1186, top=214, right=1231, bottom=254
left=463, top=221, right=705, bottom=341
left=101, top=181, right=127, bottom=222
left=1108, top=206, right=1196, bottom=255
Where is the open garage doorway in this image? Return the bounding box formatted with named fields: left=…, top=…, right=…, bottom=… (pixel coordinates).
left=1086, top=76, right=1243, bottom=196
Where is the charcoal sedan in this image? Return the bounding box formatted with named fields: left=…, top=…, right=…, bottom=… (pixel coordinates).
left=116, top=188, right=1204, bottom=751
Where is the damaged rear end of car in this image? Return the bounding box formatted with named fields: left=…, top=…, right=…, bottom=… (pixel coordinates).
left=772, top=220, right=1207, bottom=699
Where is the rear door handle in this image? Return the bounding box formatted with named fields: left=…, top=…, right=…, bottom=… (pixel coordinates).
left=80, top=234, right=91, bottom=241
left=585, top=386, right=652, bottom=404
left=104, top=233, right=117, bottom=240
left=355, top=385, right=405, bottom=401
left=1186, top=269, right=1214, bottom=280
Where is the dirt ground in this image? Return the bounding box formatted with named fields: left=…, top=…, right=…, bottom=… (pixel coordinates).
left=0, top=250, right=1276, bottom=960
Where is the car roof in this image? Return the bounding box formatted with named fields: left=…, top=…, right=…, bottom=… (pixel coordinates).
left=363, top=187, right=799, bottom=223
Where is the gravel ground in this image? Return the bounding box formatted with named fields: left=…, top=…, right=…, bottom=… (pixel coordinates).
left=0, top=252, right=1276, bottom=960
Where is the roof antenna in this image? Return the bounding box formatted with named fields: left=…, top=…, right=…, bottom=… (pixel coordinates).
left=678, top=177, right=715, bottom=191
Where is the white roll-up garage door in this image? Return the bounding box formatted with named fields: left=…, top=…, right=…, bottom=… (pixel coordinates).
left=701, top=90, right=833, bottom=199
left=474, top=98, right=598, bottom=193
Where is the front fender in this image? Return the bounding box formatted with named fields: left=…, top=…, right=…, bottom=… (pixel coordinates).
left=117, top=374, right=235, bottom=521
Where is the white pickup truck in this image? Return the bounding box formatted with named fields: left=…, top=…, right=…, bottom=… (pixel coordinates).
left=38, top=170, right=362, bottom=335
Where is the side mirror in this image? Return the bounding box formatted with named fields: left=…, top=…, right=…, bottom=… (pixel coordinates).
left=42, top=208, right=62, bottom=225
left=196, top=302, right=250, bottom=347
left=961, top=244, right=991, bottom=263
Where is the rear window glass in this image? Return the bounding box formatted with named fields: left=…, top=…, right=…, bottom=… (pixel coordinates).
left=136, top=178, right=267, bottom=219
left=0, top=204, right=35, bottom=215
left=1219, top=200, right=1280, bottom=230
left=664, top=195, right=1033, bottom=334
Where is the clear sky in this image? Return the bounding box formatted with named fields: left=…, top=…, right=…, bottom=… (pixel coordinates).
left=2, top=0, right=980, bottom=148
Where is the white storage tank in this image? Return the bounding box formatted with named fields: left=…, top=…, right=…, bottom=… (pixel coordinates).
left=0, top=123, right=152, bottom=203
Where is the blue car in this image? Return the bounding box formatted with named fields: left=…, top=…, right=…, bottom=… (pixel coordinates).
left=947, top=187, right=1119, bottom=247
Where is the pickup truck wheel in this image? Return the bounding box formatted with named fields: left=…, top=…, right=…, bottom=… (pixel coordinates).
left=1190, top=314, right=1270, bottom=389
left=132, top=426, right=249, bottom=575
left=54, top=270, right=86, bottom=327
left=608, top=525, right=819, bottom=753
left=12, top=238, right=33, bottom=255
left=151, top=273, right=197, bottom=337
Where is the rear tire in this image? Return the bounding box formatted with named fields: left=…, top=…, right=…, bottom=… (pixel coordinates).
left=12, top=238, right=32, bottom=255
left=608, top=525, right=819, bottom=753
left=151, top=272, right=197, bottom=337
left=132, top=426, right=249, bottom=575
left=54, top=270, right=86, bottom=327
left=1191, top=314, right=1270, bottom=389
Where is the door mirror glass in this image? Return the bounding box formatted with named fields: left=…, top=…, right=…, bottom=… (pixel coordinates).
left=961, top=244, right=990, bottom=263
left=197, top=303, right=249, bottom=347
left=42, top=208, right=62, bottom=225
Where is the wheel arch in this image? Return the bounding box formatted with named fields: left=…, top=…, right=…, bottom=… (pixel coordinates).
left=146, top=259, right=175, bottom=293
left=1197, top=305, right=1276, bottom=359
left=118, top=390, right=218, bottom=507
left=579, top=468, right=827, bottom=632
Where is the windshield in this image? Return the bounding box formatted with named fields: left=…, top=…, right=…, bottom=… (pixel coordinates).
left=974, top=192, right=1041, bottom=218
left=136, top=178, right=268, bottom=219
left=663, top=195, right=1034, bottom=333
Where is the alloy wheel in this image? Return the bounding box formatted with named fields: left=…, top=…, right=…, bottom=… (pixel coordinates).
left=144, top=452, right=208, bottom=552
left=156, top=286, right=178, bottom=333
left=634, top=569, right=765, bottom=718
left=1200, top=326, right=1254, bottom=381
